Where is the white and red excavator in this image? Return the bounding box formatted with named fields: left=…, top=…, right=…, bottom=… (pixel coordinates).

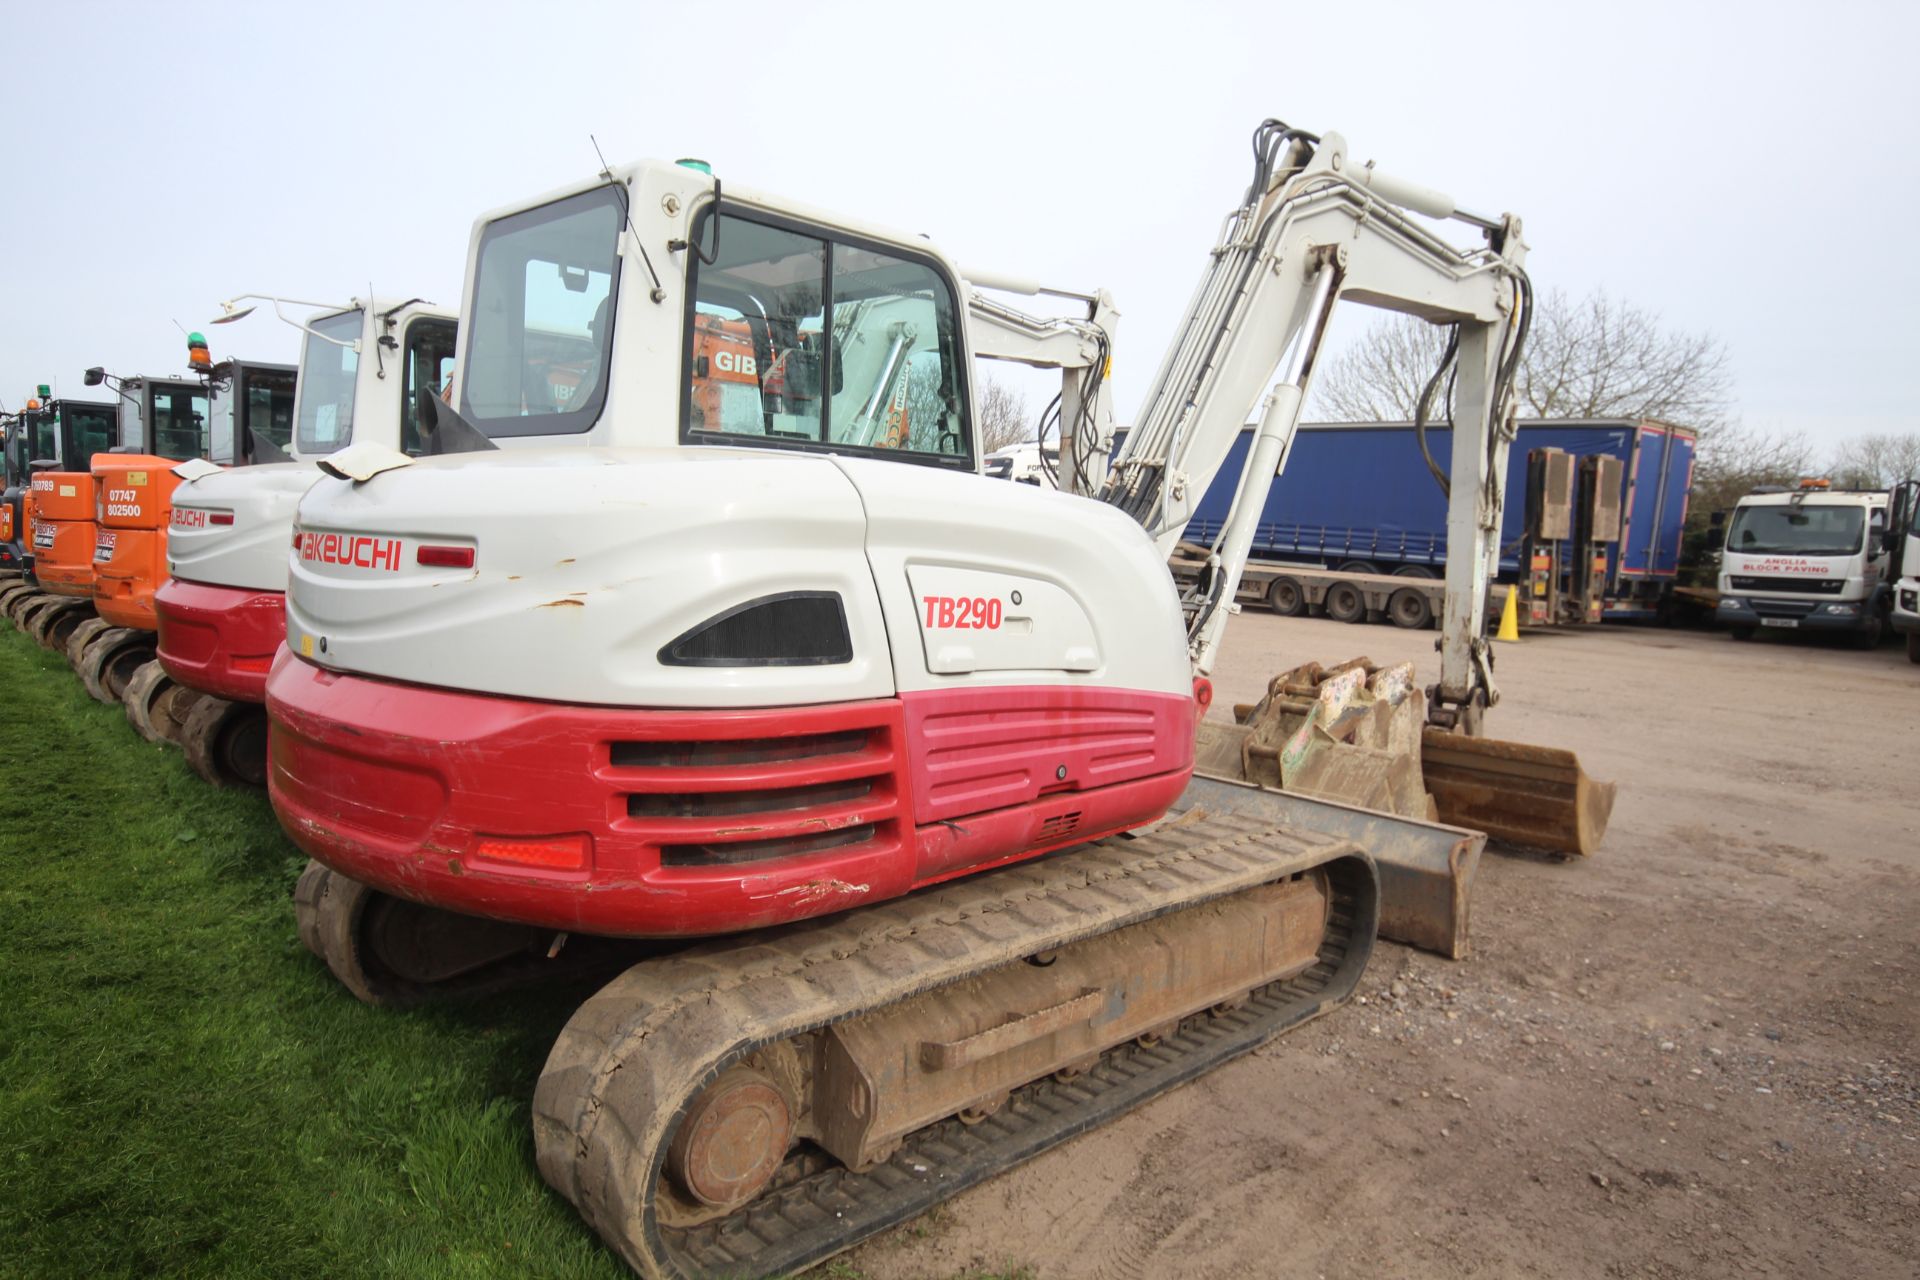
left=155, top=296, right=456, bottom=783
left=269, top=119, right=1611, bottom=1278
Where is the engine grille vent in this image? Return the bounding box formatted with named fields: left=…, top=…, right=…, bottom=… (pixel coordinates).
left=1037, top=811, right=1083, bottom=842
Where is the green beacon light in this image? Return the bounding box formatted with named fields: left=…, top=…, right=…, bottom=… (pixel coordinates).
left=675, top=158, right=712, bottom=174
left=36, top=384, right=51, bottom=399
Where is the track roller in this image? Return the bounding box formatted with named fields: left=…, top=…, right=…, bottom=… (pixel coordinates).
left=78, top=628, right=155, bottom=703
left=13, top=592, right=63, bottom=635
left=534, top=812, right=1376, bottom=1280
left=294, top=860, right=655, bottom=1008
left=64, top=616, right=114, bottom=668
left=124, top=659, right=207, bottom=744
left=29, top=597, right=93, bottom=651
left=179, top=695, right=269, bottom=787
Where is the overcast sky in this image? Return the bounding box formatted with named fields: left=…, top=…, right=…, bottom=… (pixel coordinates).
left=3, top=1, right=1915, bottom=451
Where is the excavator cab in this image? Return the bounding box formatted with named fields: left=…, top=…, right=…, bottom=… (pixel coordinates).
left=208, top=359, right=298, bottom=464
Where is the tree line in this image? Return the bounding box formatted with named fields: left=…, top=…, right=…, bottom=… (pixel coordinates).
left=974, top=286, right=1916, bottom=527
left=1307, top=287, right=1917, bottom=526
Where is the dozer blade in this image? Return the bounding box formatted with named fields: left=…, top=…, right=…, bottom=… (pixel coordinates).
left=1419, top=728, right=1616, bottom=857
left=1175, top=769, right=1484, bottom=960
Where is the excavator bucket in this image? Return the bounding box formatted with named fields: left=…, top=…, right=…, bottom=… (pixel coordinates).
left=1192, top=657, right=1616, bottom=958
left=1419, top=728, right=1616, bottom=857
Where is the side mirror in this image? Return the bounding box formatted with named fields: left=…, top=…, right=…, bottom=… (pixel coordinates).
left=1708, top=509, right=1726, bottom=528
left=1869, top=530, right=1887, bottom=556
left=83, top=367, right=105, bottom=386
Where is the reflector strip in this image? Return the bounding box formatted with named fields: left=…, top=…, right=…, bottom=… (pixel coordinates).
left=417, top=545, right=475, bottom=569
left=473, top=834, right=588, bottom=869
left=209, top=511, right=234, bottom=526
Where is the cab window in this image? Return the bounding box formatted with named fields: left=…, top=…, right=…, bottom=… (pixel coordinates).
left=461, top=186, right=622, bottom=437
left=400, top=318, right=460, bottom=455
left=683, top=209, right=970, bottom=469
left=295, top=310, right=363, bottom=454
left=243, top=367, right=298, bottom=454
left=828, top=243, right=965, bottom=456
left=150, top=386, right=210, bottom=460
left=65, top=405, right=117, bottom=463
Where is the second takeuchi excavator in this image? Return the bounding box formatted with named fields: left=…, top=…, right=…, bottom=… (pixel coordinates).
left=157, top=296, right=456, bottom=785
left=268, top=118, right=1611, bottom=1277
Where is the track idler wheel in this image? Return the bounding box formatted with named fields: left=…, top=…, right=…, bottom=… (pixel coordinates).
left=124, top=660, right=207, bottom=745
left=64, top=616, right=113, bottom=668
left=292, top=860, right=640, bottom=1008
left=77, top=627, right=154, bottom=703
left=180, top=695, right=269, bottom=788
left=0, top=581, right=37, bottom=620
left=29, top=598, right=93, bottom=651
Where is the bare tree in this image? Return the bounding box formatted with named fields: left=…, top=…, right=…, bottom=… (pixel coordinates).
left=975, top=375, right=1033, bottom=453
left=1305, top=314, right=1446, bottom=422
left=1829, top=432, right=1920, bottom=489
left=1689, top=423, right=1819, bottom=519
left=1309, top=288, right=1734, bottom=431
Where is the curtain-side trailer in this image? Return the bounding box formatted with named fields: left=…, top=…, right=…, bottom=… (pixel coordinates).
left=1177, top=418, right=1696, bottom=623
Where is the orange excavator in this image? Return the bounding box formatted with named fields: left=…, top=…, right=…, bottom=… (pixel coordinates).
left=62, top=337, right=296, bottom=738
left=5, top=390, right=122, bottom=647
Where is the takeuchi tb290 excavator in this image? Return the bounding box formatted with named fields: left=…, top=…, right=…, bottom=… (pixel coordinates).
left=157, top=295, right=457, bottom=786
left=270, top=119, right=1612, bottom=1278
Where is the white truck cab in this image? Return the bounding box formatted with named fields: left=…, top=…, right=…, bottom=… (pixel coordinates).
left=1887, top=479, right=1919, bottom=663
left=982, top=442, right=1059, bottom=487
left=1716, top=480, right=1891, bottom=647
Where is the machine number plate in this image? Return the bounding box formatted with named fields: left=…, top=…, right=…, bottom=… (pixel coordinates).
left=1760, top=618, right=1798, bottom=628
left=32, top=525, right=54, bottom=550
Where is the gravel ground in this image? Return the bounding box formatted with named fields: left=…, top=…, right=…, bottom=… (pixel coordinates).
left=845, top=614, right=1920, bottom=1279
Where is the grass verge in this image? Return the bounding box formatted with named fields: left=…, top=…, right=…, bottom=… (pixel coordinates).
left=0, top=625, right=625, bottom=1278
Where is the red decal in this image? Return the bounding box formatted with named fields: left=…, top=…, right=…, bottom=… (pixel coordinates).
left=298, top=531, right=404, bottom=572
left=921, top=595, right=1004, bottom=630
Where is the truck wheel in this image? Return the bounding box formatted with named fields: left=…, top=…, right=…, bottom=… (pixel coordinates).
left=1729, top=626, right=1756, bottom=641
left=1387, top=586, right=1433, bottom=630
left=1391, top=565, right=1437, bottom=579
left=1908, top=630, right=1920, bottom=664
left=1266, top=576, right=1306, bottom=617
left=1336, top=560, right=1380, bottom=576
left=1851, top=616, right=1883, bottom=650
left=1324, top=581, right=1367, bottom=624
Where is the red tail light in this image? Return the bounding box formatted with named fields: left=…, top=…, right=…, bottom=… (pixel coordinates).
left=416, top=545, right=475, bottom=569
left=209, top=511, right=234, bottom=526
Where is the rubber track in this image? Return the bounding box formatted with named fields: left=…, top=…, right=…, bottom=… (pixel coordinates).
left=534, top=811, right=1378, bottom=1279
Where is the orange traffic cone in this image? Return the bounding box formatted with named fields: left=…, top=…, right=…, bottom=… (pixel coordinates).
left=1495, top=584, right=1521, bottom=642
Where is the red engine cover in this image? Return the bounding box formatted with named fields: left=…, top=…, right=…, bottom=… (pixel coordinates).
left=266, top=649, right=1196, bottom=938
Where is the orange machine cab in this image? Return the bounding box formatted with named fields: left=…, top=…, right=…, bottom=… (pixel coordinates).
left=92, top=456, right=187, bottom=629
left=30, top=467, right=103, bottom=597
